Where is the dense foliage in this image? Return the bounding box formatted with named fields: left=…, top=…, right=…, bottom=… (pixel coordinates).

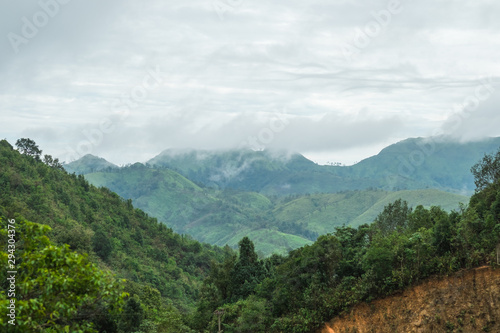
left=0, top=219, right=127, bottom=332
left=0, top=139, right=230, bottom=332
left=193, top=148, right=500, bottom=332
left=1, top=138, right=498, bottom=332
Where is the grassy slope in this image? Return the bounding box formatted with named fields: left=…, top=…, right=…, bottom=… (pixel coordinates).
left=85, top=167, right=311, bottom=256
left=273, top=189, right=468, bottom=235
left=86, top=166, right=213, bottom=229
left=349, top=189, right=468, bottom=227
left=84, top=165, right=468, bottom=256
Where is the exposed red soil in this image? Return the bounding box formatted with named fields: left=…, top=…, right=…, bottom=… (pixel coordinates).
left=320, top=266, right=500, bottom=333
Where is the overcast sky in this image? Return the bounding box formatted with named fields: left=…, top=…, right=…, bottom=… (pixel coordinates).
left=1, top=0, right=500, bottom=165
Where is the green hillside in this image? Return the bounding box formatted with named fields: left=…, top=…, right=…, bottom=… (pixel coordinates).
left=85, top=163, right=214, bottom=229
left=82, top=164, right=468, bottom=256
left=349, top=136, right=500, bottom=193
left=191, top=147, right=500, bottom=332
left=272, top=189, right=468, bottom=235
left=85, top=165, right=311, bottom=256
left=0, top=139, right=229, bottom=332
left=2, top=137, right=498, bottom=332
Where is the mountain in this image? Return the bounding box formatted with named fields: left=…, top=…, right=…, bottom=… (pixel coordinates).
left=58, top=136, right=498, bottom=256
left=147, top=148, right=317, bottom=193
left=273, top=189, right=467, bottom=236
left=348, top=136, right=500, bottom=194
left=64, top=153, right=118, bottom=174
left=3, top=137, right=499, bottom=332
left=193, top=169, right=500, bottom=332
left=83, top=162, right=468, bottom=256
left=83, top=163, right=313, bottom=256
left=62, top=136, right=489, bottom=255
left=146, top=136, right=500, bottom=195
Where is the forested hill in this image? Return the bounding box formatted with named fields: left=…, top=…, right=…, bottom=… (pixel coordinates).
left=81, top=164, right=468, bottom=256
left=142, top=136, right=500, bottom=195
left=1, top=138, right=499, bottom=332
left=189, top=146, right=500, bottom=332
left=0, top=139, right=231, bottom=332
left=63, top=137, right=482, bottom=256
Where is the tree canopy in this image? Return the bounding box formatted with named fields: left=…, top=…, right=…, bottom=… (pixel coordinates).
left=0, top=219, right=127, bottom=332
left=15, top=138, right=42, bottom=160
left=471, top=147, right=500, bottom=191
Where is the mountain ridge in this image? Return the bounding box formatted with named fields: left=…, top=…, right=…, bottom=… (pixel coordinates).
left=67, top=135, right=500, bottom=196
left=61, top=136, right=497, bottom=255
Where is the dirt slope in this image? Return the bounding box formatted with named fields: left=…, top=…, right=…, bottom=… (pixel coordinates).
left=320, top=266, right=500, bottom=333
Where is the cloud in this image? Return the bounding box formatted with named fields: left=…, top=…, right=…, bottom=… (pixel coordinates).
left=441, top=90, right=500, bottom=142
left=1, top=0, right=499, bottom=165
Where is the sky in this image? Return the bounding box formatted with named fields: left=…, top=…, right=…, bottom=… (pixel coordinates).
left=1, top=0, right=500, bottom=165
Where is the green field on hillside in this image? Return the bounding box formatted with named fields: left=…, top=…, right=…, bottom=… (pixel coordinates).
left=85, top=166, right=468, bottom=256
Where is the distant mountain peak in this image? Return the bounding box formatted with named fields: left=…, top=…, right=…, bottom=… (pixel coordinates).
left=64, top=154, right=118, bottom=175
left=148, top=148, right=307, bottom=167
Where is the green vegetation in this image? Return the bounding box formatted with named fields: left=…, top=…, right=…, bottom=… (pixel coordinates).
left=83, top=165, right=313, bottom=256
left=1, top=138, right=499, bottom=332
left=193, top=147, right=500, bottom=332
left=67, top=139, right=491, bottom=256
left=273, top=189, right=467, bottom=235
left=0, top=139, right=230, bottom=332
left=80, top=163, right=468, bottom=256
left=81, top=164, right=468, bottom=256
left=0, top=219, right=127, bottom=332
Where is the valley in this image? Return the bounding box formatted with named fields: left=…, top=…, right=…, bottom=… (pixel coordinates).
left=2, top=137, right=500, bottom=332
left=63, top=136, right=500, bottom=256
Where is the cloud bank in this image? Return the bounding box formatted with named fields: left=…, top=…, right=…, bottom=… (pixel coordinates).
left=1, top=0, right=499, bottom=164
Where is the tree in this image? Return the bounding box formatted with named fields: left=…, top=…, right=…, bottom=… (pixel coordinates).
left=0, top=219, right=127, bottom=332
left=43, top=154, right=64, bottom=170
left=209, top=255, right=237, bottom=302
left=471, top=147, right=500, bottom=191
left=408, top=205, right=433, bottom=232
left=229, top=237, right=264, bottom=301
left=372, top=199, right=412, bottom=237
left=236, top=296, right=270, bottom=333
left=431, top=207, right=452, bottom=255
left=92, top=229, right=113, bottom=261
left=363, top=245, right=394, bottom=283
left=118, top=296, right=144, bottom=333
left=15, top=138, right=42, bottom=160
